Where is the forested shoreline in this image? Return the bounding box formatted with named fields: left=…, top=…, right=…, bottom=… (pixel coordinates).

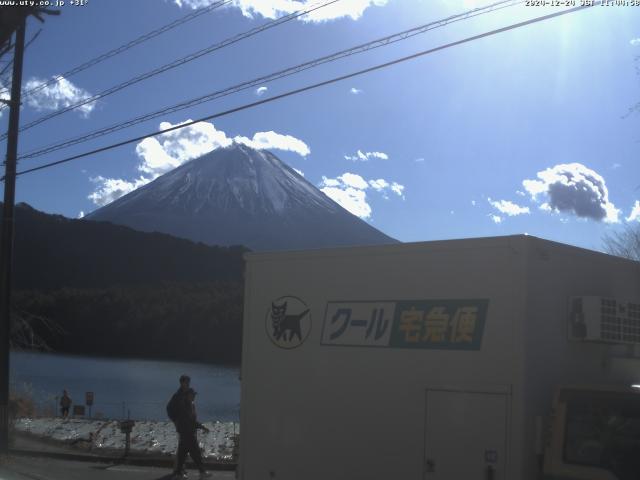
left=6, top=203, right=247, bottom=364
left=13, top=282, right=244, bottom=364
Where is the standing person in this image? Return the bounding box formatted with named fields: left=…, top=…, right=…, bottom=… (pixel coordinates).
left=60, top=390, right=71, bottom=418
left=167, top=376, right=211, bottom=479
left=167, top=375, right=191, bottom=478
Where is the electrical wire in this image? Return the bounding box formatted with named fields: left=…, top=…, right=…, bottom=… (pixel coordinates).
left=7, top=3, right=596, bottom=180
left=3, top=0, right=341, bottom=138
left=0, top=0, right=230, bottom=99
left=19, top=0, right=523, bottom=161
left=0, top=29, right=42, bottom=90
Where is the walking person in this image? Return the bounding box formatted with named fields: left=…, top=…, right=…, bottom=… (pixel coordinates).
left=60, top=390, right=71, bottom=418
left=167, top=376, right=211, bottom=479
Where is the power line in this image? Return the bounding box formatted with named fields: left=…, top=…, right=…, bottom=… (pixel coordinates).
left=0, top=28, right=41, bottom=83
left=0, top=0, right=230, bottom=99
left=19, top=0, right=523, bottom=161
left=3, top=0, right=341, bottom=138
left=8, top=3, right=596, bottom=180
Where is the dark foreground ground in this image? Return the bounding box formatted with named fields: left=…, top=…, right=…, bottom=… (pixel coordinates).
left=0, top=434, right=237, bottom=480
left=0, top=454, right=236, bottom=480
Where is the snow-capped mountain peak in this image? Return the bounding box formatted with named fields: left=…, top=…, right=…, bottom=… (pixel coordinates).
left=86, top=144, right=397, bottom=251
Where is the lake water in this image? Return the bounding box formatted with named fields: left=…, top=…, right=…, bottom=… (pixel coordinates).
left=9, top=351, right=240, bottom=422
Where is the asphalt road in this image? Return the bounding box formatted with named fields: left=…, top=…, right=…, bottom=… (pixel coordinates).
left=0, top=455, right=236, bottom=480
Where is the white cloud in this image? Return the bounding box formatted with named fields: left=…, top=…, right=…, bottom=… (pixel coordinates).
left=320, top=177, right=341, bottom=188
left=235, top=130, right=310, bottom=157
left=89, top=120, right=309, bottom=206
left=0, top=82, right=9, bottom=119
left=323, top=186, right=371, bottom=218
left=368, top=178, right=389, bottom=192
left=256, top=86, right=268, bottom=96
left=490, top=215, right=502, bottom=224
left=88, top=176, right=151, bottom=207
left=367, top=179, right=394, bottom=200
left=414, top=158, right=425, bottom=163
left=175, top=0, right=388, bottom=22
left=344, top=149, right=389, bottom=162
left=135, top=137, right=183, bottom=177
left=471, top=200, right=476, bottom=206
left=293, top=168, right=304, bottom=177
left=136, top=120, right=232, bottom=178
left=367, top=178, right=405, bottom=200
left=24, top=76, right=96, bottom=117
left=318, top=172, right=403, bottom=219
left=612, top=163, right=622, bottom=169
left=350, top=87, right=362, bottom=95
left=338, top=172, right=369, bottom=190
left=133, top=121, right=309, bottom=180
left=301, top=0, right=388, bottom=22
left=77, top=211, right=85, bottom=219
left=390, top=182, right=405, bottom=198
left=319, top=174, right=371, bottom=219
left=627, top=200, right=640, bottom=222
left=630, top=38, right=640, bottom=46
left=488, top=198, right=530, bottom=216
left=522, top=163, right=620, bottom=223
left=522, top=178, right=547, bottom=198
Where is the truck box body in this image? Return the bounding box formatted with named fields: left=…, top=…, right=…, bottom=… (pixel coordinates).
left=238, top=235, right=640, bottom=480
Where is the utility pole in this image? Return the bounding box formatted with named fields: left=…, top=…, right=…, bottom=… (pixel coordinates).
left=0, top=15, right=26, bottom=454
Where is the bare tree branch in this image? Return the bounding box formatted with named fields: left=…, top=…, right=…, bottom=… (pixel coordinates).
left=603, top=223, right=640, bottom=262
left=9, top=308, right=64, bottom=351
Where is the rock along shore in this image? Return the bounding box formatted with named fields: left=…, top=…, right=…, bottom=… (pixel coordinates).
left=14, top=417, right=238, bottom=461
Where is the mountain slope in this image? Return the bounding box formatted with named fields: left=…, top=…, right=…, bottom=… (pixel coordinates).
left=7, top=202, right=246, bottom=290
left=86, top=144, right=397, bottom=250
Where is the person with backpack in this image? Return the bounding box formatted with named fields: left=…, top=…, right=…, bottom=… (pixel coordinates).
left=167, top=375, right=211, bottom=479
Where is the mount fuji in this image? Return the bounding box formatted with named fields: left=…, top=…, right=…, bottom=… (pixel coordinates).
left=85, top=144, right=398, bottom=251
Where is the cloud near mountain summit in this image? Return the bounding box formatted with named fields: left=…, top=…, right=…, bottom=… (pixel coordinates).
left=88, top=120, right=309, bottom=207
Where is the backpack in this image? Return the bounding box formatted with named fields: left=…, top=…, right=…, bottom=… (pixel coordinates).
left=166, top=393, right=179, bottom=422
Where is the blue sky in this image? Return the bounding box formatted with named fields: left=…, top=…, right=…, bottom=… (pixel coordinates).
left=1, top=0, right=639, bottom=253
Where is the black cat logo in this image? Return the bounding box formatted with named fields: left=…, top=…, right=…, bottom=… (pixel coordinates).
left=265, top=296, right=312, bottom=349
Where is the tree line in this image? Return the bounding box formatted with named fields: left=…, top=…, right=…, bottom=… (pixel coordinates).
left=4, top=203, right=248, bottom=364
left=12, top=283, right=243, bottom=364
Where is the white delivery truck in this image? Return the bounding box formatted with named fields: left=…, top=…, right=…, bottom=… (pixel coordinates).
left=238, top=235, right=640, bottom=480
